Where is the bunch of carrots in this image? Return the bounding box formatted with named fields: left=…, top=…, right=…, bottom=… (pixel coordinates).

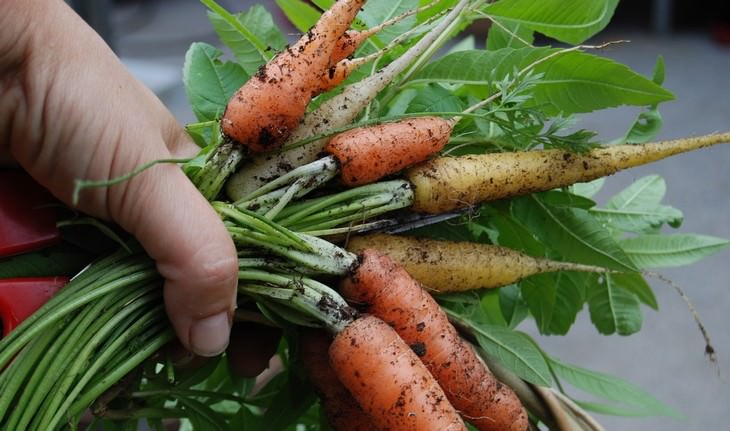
left=1, top=0, right=729, bottom=430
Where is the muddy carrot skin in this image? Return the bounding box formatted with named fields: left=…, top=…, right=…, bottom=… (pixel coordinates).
left=346, top=233, right=609, bottom=292
left=407, top=133, right=730, bottom=213
left=221, top=0, right=367, bottom=152
left=340, top=250, right=529, bottom=431
left=329, top=315, right=467, bottom=431
left=325, top=117, right=454, bottom=186
left=300, top=328, right=375, bottom=431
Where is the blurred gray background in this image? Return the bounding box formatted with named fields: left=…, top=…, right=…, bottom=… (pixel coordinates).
left=77, top=0, right=729, bottom=429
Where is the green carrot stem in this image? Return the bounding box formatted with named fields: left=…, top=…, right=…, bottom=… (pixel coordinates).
left=238, top=270, right=356, bottom=333
left=191, top=142, right=245, bottom=200
left=276, top=180, right=412, bottom=226
left=0, top=265, right=158, bottom=368
left=68, top=324, right=175, bottom=417
left=32, top=286, right=155, bottom=429
left=214, top=202, right=312, bottom=252
left=235, top=156, right=339, bottom=204
left=45, top=293, right=162, bottom=429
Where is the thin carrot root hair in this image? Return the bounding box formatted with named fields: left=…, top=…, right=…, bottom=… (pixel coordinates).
left=643, top=271, right=720, bottom=373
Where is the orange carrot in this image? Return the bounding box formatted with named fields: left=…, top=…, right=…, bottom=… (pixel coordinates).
left=325, top=116, right=454, bottom=186
left=221, top=0, right=367, bottom=152
left=299, top=328, right=375, bottom=431
left=329, top=315, right=467, bottom=431
left=340, top=249, right=529, bottom=431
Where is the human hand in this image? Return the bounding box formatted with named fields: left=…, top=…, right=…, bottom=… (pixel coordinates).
left=0, top=0, right=236, bottom=357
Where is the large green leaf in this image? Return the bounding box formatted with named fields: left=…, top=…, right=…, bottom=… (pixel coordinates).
left=546, top=272, right=588, bottom=334
left=207, top=4, right=287, bottom=75
left=591, top=175, right=683, bottom=233
left=406, top=83, right=466, bottom=114
left=608, top=271, right=658, bottom=310
left=484, top=0, right=619, bottom=44
left=411, top=48, right=675, bottom=115
left=550, top=357, right=681, bottom=418
left=519, top=273, right=557, bottom=332
left=587, top=273, right=643, bottom=335
left=445, top=309, right=552, bottom=386
left=620, top=234, right=730, bottom=268
left=512, top=195, right=637, bottom=272
left=275, top=0, right=321, bottom=32
left=182, top=42, right=248, bottom=122
left=358, top=0, right=419, bottom=44
left=486, top=20, right=534, bottom=50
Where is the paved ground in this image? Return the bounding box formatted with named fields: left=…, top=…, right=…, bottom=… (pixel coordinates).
left=108, top=1, right=729, bottom=429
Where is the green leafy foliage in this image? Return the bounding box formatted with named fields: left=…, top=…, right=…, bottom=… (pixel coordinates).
left=620, top=233, right=730, bottom=268
left=591, top=174, right=683, bottom=234
left=358, top=0, right=419, bottom=44
left=483, top=0, right=619, bottom=44
left=274, top=0, right=321, bottom=32
left=182, top=42, right=247, bottom=122
left=441, top=298, right=553, bottom=386
left=486, top=21, right=534, bottom=50
left=412, top=47, right=674, bottom=115
left=512, top=194, right=637, bottom=272
left=206, top=4, right=287, bottom=75
left=549, top=357, right=682, bottom=418
left=587, top=273, right=644, bottom=335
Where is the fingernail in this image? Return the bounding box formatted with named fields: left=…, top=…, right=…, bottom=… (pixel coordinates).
left=190, top=311, right=231, bottom=357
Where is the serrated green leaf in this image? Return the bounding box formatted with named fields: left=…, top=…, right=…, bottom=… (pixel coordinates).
left=571, top=177, right=605, bottom=199
left=487, top=208, right=546, bottom=257
left=358, top=0, right=418, bottom=44
left=547, top=272, right=588, bottom=334
left=406, top=83, right=466, bottom=114
left=587, top=273, right=643, bottom=335
left=412, top=48, right=675, bottom=115
left=550, top=357, right=682, bottom=418
left=446, top=310, right=552, bottom=386
left=275, top=0, right=321, bottom=32
left=182, top=42, right=248, bottom=122
left=519, top=273, right=557, bottom=332
left=498, top=284, right=529, bottom=327
left=207, top=5, right=287, bottom=75
left=486, top=20, right=534, bottom=50
left=608, top=271, right=657, bottom=310
left=484, top=0, right=619, bottom=44
left=592, top=175, right=683, bottom=233
left=620, top=234, right=730, bottom=268
left=539, top=190, right=595, bottom=210
left=608, top=174, right=666, bottom=210
left=512, top=195, right=637, bottom=272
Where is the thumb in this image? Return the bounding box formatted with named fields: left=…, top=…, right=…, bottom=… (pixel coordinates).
left=111, top=138, right=238, bottom=357
left=123, top=162, right=238, bottom=356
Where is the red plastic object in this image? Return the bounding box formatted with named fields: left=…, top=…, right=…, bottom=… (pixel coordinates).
left=0, top=170, right=60, bottom=257
left=0, top=276, right=68, bottom=336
